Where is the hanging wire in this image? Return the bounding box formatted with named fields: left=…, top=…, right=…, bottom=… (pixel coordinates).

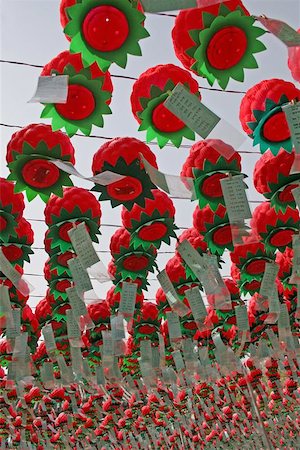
left=0, top=59, right=247, bottom=94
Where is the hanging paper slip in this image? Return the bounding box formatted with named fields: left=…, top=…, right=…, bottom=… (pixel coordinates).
left=166, top=311, right=182, bottom=344
left=66, top=309, right=83, bottom=348
left=282, top=102, right=300, bottom=173
left=289, top=235, right=300, bottom=284
left=68, top=222, right=112, bottom=283
left=157, top=270, right=190, bottom=317
left=28, top=75, right=69, bottom=103
left=51, top=160, right=125, bottom=185
left=292, top=185, right=300, bottom=209
left=66, top=287, right=94, bottom=331
left=259, top=262, right=279, bottom=298
left=140, top=154, right=195, bottom=199
left=42, top=324, right=57, bottom=358
left=255, top=16, right=300, bottom=47
left=119, top=282, right=137, bottom=318
left=185, top=287, right=211, bottom=331
left=0, top=285, right=13, bottom=326
left=0, top=248, right=33, bottom=296
left=67, top=257, right=93, bottom=295
left=220, top=175, right=252, bottom=223
left=164, top=83, right=245, bottom=149
left=140, top=0, right=224, bottom=12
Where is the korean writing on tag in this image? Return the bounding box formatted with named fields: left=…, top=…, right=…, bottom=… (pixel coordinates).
left=66, top=309, right=81, bottom=340
left=68, top=222, right=99, bottom=269
left=119, top=282, right=137, bottom=318
left=166, top=311, right=182, bottom=342
left=255, top=16, right=300, bottom=47
left=42, top=324, right=57, bottom=354
left=110, top=315, right=126, bottom=341
left=66, top=287, right=88, bottom=316
left=140, top=340, right=152, bottom=363
left=164, top=83, right=220, bottom=139
left=185, top=287, right=207, bottom=321
left=220, top=175, right=252, bottom=223
left=259, top=262, right=279, bottom=298
left=289, top=235, right=300, bottom=283
left=235, top=305, right=250, bottom=331
left=6, top=309, right=21, bottom=339
left=67, top=257, right=93, bottom=294
left=28, top=75, right=69, bottom=103
left=283, top=102, right=300, bottom=153
left=278, top=304, right=291, bottom=329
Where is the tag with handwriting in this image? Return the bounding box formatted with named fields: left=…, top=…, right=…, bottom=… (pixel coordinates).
left=166, top=311, right=182, bottom=343
left=67, top=257, right=93, bottom=295
left=220, top=175, right=252, bottom=223
left=119, top=282, right=137, bottom=318
left=235, top=305, right=250, bottom=331
left=66, top=309, right=83, bottom=347
left=164, top=83, right=245, bottom=149
left=68, top=222, right=99, bottom=269
left=0, top=284, right=13, bottom=325
left=6, top=309, right=21, bottom=339
left=259, top=262, right=279, bottom=298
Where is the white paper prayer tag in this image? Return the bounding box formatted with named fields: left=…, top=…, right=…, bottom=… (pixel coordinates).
left=51, top=160, right=125, bottom=186
left=140, top=340, right=152, bottom=363
left=278, top=304, right=291, bottom=330
left=6, top=309, right=21, bottom=340
left=67, top=257, right=93, bottom=294
left=66, top=309, right=83, bottom=347
left=157, top=270, right=189, bottom=316
left=0, top=284, right=13, bottom=324
left=141, top=0, right=225, bottom=12
left=235, top=305, right=249, bottom=331
left=265, top=288, right=280, bottom=324
left=172, top=350, right=185, bottom=372
left=0, top=248, right=33, bottom=295
left=292, top=186, right=300, bottom=209
left=259, top=262, right=279, bottom=298
left=220, top=175, right=252, bottom=223
left=140, top=154, right=194, bottom=199
left=68, top=223, right=99, bottom=269
left=42, top=324, right=57, bottom=355
left=166, top=311, right=182, bottom=343
left=28, top=75, right=69, bottom=103
left=185, top=287, right=208, bottom=330
left=282, top=102, right=300, bottom=174
left=255, top=16, right=300, bottom=47
left=111, top=315, right=126, bottom=341
left=164, top=83, right=245, bottom=149
left=119, top=282, right=137, bottom=318
left=289, top=235, right=300, bottom=283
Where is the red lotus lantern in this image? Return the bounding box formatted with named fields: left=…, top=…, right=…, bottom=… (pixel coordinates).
left=44, top=187, right=101, bottom=253
left=60, top=0, right=149, bottom=71
left=121, top=189, right=176, bottom=250
left=253, top=149, right=300, bottom=212
left=231, top=261, right=262, bottom=295
left=0, top=218, right=34, bottom=267
left=165, top=254, right=201, bottom=299
left=86, top=300, right=111, bottom=364
left=250, top=202, right=299, bottom=253
left=181, top=139, right=242, bottom=211
left=92, top=137, right=158, bottom=210
left=172, top=1, right=266, bottom=89
left=35, top=296, right=53, bottom=328
left=0, top=178, right=24, bottom=242
left=108, top=258, right=150, bottom=294
left=40, top=50, right=113, bottom=136
left=230, top=232, right=275, bottom=286
left=21, top=305, right=40, bottom=353
left=193, top=204, right=233, bottom=255
left=6, top=123, right=75, bottom=201
left=130, top=63, right=200, bottom=147
left=132, top=302, right=161, bottom=343
left=110, top=227, right=157, bottom=282
left=155, top=288, right=171, bottom=319
left=239, top=78, right=300, bottom=155
left=0, top=267, right=29, bottom=307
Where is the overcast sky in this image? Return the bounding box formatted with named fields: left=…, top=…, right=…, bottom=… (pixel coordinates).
left=1, top=0, right=299, bottom=310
